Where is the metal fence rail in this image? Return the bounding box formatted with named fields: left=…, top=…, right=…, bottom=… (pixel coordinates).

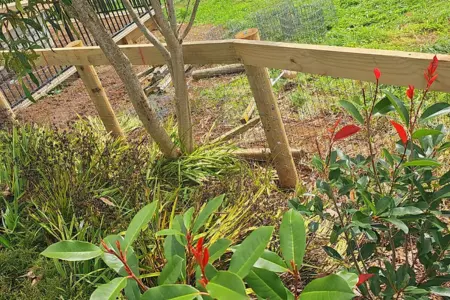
left=0, top=0, right=152, bottom=107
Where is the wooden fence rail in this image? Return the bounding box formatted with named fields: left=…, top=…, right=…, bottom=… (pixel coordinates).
left=2, top=39, right=449, bottom=188
left=5, top=39, right=449, bottom=92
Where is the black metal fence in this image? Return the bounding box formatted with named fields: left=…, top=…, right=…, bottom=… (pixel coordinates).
left=0, top=0, right=152, bottom=107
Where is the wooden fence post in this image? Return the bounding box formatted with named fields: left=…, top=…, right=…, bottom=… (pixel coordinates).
left=238, top=29, right=299, bottom=188
left=0, top=90, right=16, bottom=129
left=67, top=41, right=124, bottom=138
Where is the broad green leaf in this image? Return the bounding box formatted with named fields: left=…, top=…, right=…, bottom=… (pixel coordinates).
left=339, top=100, right=364, bottom=124
left=322, top=246, right=343, bottom=261
left=360, top=243, right=376, bottom=260
left=433, top=184, right=450, bottom=201
left=420, top=103, right=450, bottom=122
left=141, top=284, right=200, bottom=300
left=0, top=235, right=10, bottom=248
left=412, top=128, right=443, bottom=139
left=164, top=235, right=186, bottom=276
left=206, top=271, right=248, bottom=300
left=373, top=97, right=395, bottom=116
left=192, top=195, right=224, bottom=234
left=158, top=255, right=184, bottom=285
left=279, top=209, right=306, bottom=270
left=208, top=238, right=232, bottom=263
left=390, top=207, right=423, bottom=216
left=41, top=241, right=102, bottom=261
left=90, top=277, right=127, bottom=300
left=123, top=201, right=158, bottom=250
left=403, top=159, right=441, bottom=167
left=183, top=207, right=195, bottom=230
left=156, top=229, right=185, bottom=237
left=229, top=226, right=273, bottom=278
left=385, top=91, right=409, bottom=125
left=336, top=271, right=358, bottom=289
left=384, top=218, right=409, bottom=234
left=300, top=274, right=355, bottom=300
left=124, top=280, right=140, bottom=300
left=430, top=286, right=450, bottom=297
left=254, top=250, right=289, bottom=273
left=101, top=235, right=139, bottom=276
left=439, top=170, right=450, bottom=186
left=245, top=268, right=289, bottom=300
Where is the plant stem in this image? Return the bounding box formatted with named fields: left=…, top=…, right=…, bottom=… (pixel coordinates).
left=387, top=226, right=396, bottom=269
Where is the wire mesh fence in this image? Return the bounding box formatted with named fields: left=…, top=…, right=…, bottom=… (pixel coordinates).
left=212, top=0, right=337, bottom=43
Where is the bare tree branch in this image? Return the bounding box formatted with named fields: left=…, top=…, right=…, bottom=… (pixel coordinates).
left=122, top=0, right=171, bottom=62
left=179, top=0, right=200, bottom=42
left=177, top=0, right=192, bottom=35
left=148, top=0, right=179, bottom=48
left=165, top=0, right=178, bottom=37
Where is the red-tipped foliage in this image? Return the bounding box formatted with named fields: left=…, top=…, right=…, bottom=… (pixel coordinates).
left=357, top=274, right=375, bottom=286
left=374, top=68, right=381, bottom=80
left=406, top=85, right=414, bottom=100
left=333, top=125, right=361, bottom=141
left=424, top=55, right=439, bottom=89
left=390, top=120, right=408, bottom=144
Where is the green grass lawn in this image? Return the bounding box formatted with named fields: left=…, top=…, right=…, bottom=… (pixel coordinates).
left=178, top=0, right=450, bottom=52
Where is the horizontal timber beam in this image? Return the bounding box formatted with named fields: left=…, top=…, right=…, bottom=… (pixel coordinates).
left=2, top=40, right=449, bottom=92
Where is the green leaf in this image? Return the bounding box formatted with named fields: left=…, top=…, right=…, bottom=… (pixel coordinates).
left=90, top=277, right=127, bottom=300
left=439, top=170, right=450, bottom=186
left=384, top=218, right=409, bottom=234
left=245, top=268, right=289, bottom=300
left=158, top=255, right=184, bottom=285
left=300, top=274, right=355, bottom=300
left=229, top=226, right=273, bottom=278
left=390, top=207, right=423, bottom=216
left=433, top=184, right=450, bottom=201
left=254, top=250, right=289, bottom=273
left=403, top=159, right=441, bottom=167
left=322, top=246, right=343, bottom=261
left=279, top=209, right=306, bottom=270
left=0, top=235, right=10, bottom=248
left=339, top=100, right=364, bottom=124
left=412, top=128, right=443, bottom=139
left=361, top=243, right=376, bottom=260
left=385, top=91, right=409, bottom=125
left=336, top=271, right=358, bottom=289
left=141, top=284, right=200, bottom=300
left=373, top=97, right=395, bottom=116
left=206, top=271, right=248, bottom=300
left=41, top=241, right=102, bottom=261
left=192, top=195, right=224, bottom=234
left=183, top=207, right=195, bottom=230
left=124, top=280, right=140, bottom=300
left=208, top=238, right=232, bottom=263
left=123, top=201, right=158, bottom=250
left=420, top=103, right=450, bottom=122
left=101, top=235, right=139, bottom=276
left=430, top=286, right=450, bottom=297
left=156, top=229, right=185, bottom=237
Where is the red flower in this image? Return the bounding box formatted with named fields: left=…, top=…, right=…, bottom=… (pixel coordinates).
left=191, top=237, right=209, bottom=285
left=424, top=55, right=439, bottom=89
left=390, top=120, right=408, bottom=145
left=357, top=274, right=375, bottom=286
left=333, top=125, right=361, bottom=141
left=406, top=85, right=414, bottom=100
left=374, top=68, right=381, bottom=81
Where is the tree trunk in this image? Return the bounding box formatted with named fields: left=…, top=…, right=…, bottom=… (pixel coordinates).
left=170, top=46, right=194, bottom=153
left=66, top=0, right=178, bottom=158
left=0, top=91, right=16, bottom=130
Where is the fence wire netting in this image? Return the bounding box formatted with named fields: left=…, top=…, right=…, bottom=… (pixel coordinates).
left=207, top=0, right=336, bottom=43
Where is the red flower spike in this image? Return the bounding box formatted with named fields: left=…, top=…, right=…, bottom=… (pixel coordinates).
left=374, top=68, right=381, bottom=80
left=202, top=248, right=209, bottom=268
left=406, top=85, right=414, bottom=100
left=196, top=237, right=204, bottom=254
left=333, top=125, right=361, bottom=141
left=199, top=277, right=208, bottom=287
left=427, top=74, right=438, bottom=88
left=357, top=274, right=375, bottom=286
left=390, top=120, right=408, bottom=145
left=424, top=56, right=439, bottom=89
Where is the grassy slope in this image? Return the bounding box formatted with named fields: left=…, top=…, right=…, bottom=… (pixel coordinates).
left=180, top=0, right=450, bottom=52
